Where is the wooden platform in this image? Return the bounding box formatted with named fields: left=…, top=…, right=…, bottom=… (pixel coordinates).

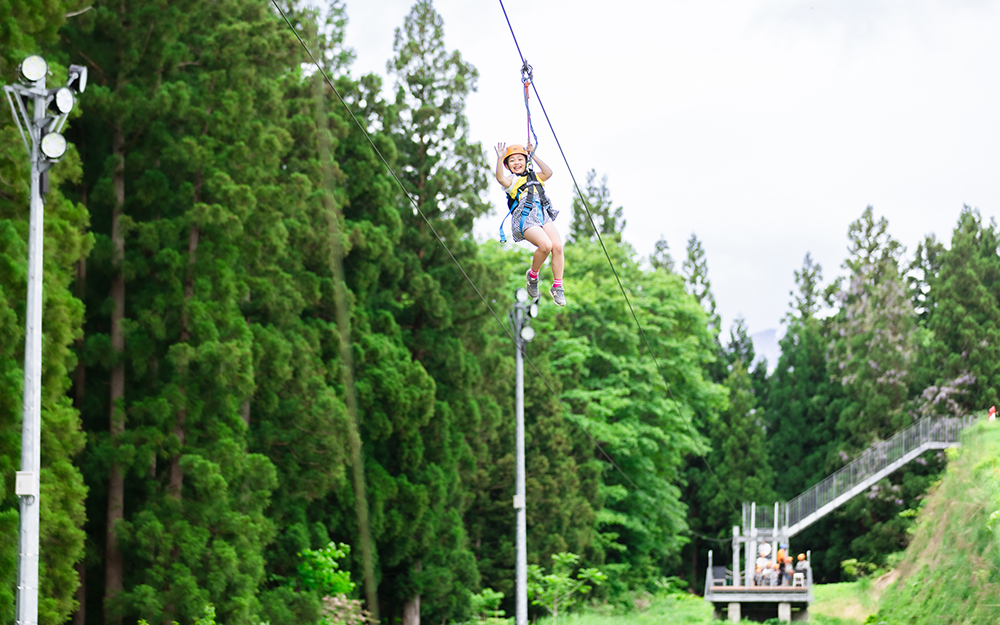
left=705, top=586, right=811, bottom=622
left=710, top=586, right=809, bottom=592
left=705, top=585, right=810, bottom=604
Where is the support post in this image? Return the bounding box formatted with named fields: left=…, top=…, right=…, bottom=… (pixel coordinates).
left=778, top=602, right=791, bottom=622
left=509, top=290, right=536, bottom=625
left=12, top=74, right=46, bottom=625
left=732, top=526, right=740, bottom=586
left=772, top=501, right=779, bottom=570
left=748, top=502, right=757, bottom=586
left=7, top=56, right=83, bottom=625
left=707, top=550, right=714, bottom=588
left=515, top=334, right=527, bottom=625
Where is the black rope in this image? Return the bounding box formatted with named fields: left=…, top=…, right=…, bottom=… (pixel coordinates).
left=522, top=63, right=539, bottom=154
left=685, top=528, right=734, bottom=544
left=497, top=0, right=740, bottom=516
left=270, top=0, right=639, bottom=492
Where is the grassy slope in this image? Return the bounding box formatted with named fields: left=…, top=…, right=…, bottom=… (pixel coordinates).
left=870, top=419, right=1000, bottom=625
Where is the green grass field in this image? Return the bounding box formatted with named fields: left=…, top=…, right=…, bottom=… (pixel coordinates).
left=809, top=582, right=878, bottom=624
left=522, top=581, right=873, bottom=625
left=531, top=593, right=714, bottom=624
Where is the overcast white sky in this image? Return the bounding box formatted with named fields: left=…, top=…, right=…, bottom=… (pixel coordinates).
left=334, top=0, right=1000, bottom=341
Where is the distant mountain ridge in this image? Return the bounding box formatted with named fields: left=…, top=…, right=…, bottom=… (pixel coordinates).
left=750, top=328, right=781, bottom=372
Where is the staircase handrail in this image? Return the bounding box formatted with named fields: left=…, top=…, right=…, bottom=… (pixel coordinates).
left=743, top=414, right=976, bottom=536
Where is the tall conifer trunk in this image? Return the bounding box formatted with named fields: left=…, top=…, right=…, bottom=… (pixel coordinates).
left=73, top=561, right=86, bottom=625
left=170, top=171, right=201, bottom=500
left=403, top=558, right=421, bottom=625
left=402, top=597, right=420, bottom=625
left=689, top=536, right=698, bottom=590
left=105, top=122, right=126, bottom=625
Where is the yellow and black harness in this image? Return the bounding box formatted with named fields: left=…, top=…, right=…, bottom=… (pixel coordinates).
left=499, top=170, right=551, bottom=243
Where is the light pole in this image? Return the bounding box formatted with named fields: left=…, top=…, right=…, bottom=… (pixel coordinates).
left=509, top=288, right=538, bottom=625
left=4, top=55, right=87, bottom=625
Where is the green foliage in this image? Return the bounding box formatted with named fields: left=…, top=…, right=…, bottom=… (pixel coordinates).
left=193, top=604, right=217, bottom=625
left=13, top=1, right=1000, bottom=622
left=764, top=254, right=842, bottom=499
left=830, top=207, right=915, bottom=452
left=386, top=0, right=489, bottom=228
left=138, top=603, right=220, bottom=625
left=912, top=207, right=1000, bottom=415
left=839, top=558, right=879, bottom=580
left=987, top=509, right=1000, bottom=532
left=528, top=552, right=607, bottom=623
left=66, top=1, right=294, bottom=623
left=468, top=588, right=506, bottom=621
left=681, top=233, right=719, bottom=337
left=568, top=170, right=626, bottom=243
left=297, top=542, right=355, bottom=596
left=698, top=357, right=774, bottom=531
left=649, top=236, right=675, bottom=273
left=542, top=238, right=726, bottom=585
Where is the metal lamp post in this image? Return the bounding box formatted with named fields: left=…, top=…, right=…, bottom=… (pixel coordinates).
left=4, top=55, right=87, bottom=625
left=509, top=288, right=538, bottom=625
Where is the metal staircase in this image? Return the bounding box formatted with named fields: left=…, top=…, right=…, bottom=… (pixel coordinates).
left=707, top=414, right=979, bottom=619
left=745, top=414, right=976, bottom=538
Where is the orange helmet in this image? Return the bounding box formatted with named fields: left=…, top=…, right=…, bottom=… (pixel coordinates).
left=503, top=144, right=529, bottom=170
left=798, top=553, right=805, bottom=561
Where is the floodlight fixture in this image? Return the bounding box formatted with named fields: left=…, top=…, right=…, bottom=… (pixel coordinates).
left=40, top=132, right=67, bottom=160
left=529, top=303, right=539, bottom=318
left=516, top=288, right=529, bottom=303
left=53, top=87, right=74, bottom=114
left=520, top=325, right=535, bottom=342
left=67, top=64, right=88, bottom=94
left=20, top=56, right=48, bottom=84
left=6, top=50, right=90, bottom=625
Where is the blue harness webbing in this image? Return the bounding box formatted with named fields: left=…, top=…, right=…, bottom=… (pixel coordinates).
left=499, top=175, right=546, bottom=243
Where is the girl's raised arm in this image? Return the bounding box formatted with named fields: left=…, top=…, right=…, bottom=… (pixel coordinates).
left=495, top=142, right=513, bottom=187
left=527, top=143, right=553, bottom=181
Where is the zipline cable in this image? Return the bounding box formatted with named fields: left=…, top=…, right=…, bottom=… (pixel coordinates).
left=497, top=0, right=741, bottom=517
left=269, top=2, right=640, bottom=493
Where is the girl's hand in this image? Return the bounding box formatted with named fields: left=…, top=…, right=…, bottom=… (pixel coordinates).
left=495, top=142, right=507, bottom=158
left=525, top=143, right=534, bottom=155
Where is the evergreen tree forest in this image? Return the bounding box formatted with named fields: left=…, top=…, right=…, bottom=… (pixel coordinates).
left=0, top=1, right=996, bottom=624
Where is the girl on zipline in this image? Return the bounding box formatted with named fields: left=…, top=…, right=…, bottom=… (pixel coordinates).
left=495, top=142, right=565, bottom=306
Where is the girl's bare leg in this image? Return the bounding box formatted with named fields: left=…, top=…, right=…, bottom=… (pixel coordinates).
left=542, top=222, right=564, bottom=280
left=522, top=226, right=553, bottom=273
